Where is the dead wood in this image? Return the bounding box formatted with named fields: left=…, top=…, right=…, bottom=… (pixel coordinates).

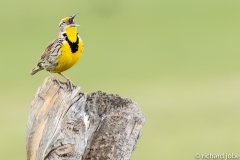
left=26, top=77, right=145, bottom=160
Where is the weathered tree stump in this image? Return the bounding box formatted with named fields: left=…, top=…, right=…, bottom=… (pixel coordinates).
left=26, top=77, right=145, bottom=160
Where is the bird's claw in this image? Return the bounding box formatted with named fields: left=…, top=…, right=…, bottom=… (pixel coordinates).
left=66, top=79, right=76, bottom=91
left=50, top=76, right=76, bottom=91
left=52, top=78, right=65, bottom=88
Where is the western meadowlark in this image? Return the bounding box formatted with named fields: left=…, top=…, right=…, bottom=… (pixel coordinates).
left=30, top=13, right=84, bottom=90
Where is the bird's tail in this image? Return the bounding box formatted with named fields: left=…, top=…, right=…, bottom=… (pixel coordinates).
left=30, top=66, right=43, bottom=75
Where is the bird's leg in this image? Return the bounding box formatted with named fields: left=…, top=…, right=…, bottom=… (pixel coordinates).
left=48, top=71, right=55, bottom=78
left=58, top=72, right=76, bottom=90
left=48, top=71, right=63, bottom=87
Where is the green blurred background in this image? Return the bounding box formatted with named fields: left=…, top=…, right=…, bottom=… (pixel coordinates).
left=0, top=0, right=240, bottom=159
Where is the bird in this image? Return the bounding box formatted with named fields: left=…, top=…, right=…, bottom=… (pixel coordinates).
left=30, top=13, right=84, bottom=90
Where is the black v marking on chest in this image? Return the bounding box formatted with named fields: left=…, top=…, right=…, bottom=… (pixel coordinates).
left=64, top=34, right=79, bottom=53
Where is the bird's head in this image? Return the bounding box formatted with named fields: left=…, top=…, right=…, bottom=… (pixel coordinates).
left=59, top=13, right=78, bottom=32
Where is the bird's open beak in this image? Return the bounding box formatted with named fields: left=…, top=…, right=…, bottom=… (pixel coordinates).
left=71, top=13, right=78, bottom=19
left=69, top=13, right=78, bottom=23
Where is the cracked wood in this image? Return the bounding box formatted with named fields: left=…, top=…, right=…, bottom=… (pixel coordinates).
left=26, top=77, right=145, bottom=160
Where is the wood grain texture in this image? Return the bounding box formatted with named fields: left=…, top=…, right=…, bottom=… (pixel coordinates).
left=26, top=77, right=145, bottom=160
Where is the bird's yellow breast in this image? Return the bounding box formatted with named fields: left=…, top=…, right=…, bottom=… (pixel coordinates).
left=52, top=40, right=83, bottom=73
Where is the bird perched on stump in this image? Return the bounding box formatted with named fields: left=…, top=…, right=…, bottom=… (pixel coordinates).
left=30, top=13, right=84, bottom=90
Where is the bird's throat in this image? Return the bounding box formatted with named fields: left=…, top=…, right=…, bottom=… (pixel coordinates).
left=66, top=27, right=77, bottom=42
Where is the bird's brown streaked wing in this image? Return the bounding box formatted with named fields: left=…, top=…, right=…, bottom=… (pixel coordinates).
left=39, top=38, right=61, bottom=61
left=30, top=38, right=63, bottom=75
